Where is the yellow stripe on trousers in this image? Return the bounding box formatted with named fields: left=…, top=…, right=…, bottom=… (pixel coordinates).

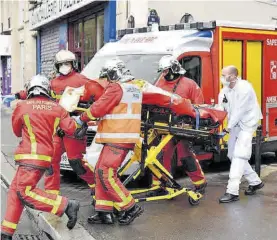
left=108, top=168, right=133, bottom=209
left=25, top=186, right=62, bottom=214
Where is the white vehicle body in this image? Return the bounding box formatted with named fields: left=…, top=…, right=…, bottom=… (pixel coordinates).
left=81, top=28, right=213, bottom=84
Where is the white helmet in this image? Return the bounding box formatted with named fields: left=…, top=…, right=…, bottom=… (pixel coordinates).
left=158, top=55, right=186, bottom=75
left=120, top=68, right=135, bottom=83
left=54, top=50, right=77, bottom=71
left=101, top=58, right=126, bottom=82
left=26, top=74, right=50, bottom=99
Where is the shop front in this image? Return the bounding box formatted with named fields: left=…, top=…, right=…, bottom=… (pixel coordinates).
left=29, top=0, right=116, bottom=76
left=68, top=7, right=105, bottom=70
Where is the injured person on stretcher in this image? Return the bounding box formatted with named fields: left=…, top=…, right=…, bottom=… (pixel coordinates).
left=59, top=79, right=227, bottom=205
left=61, top=79, right=226, bottom=129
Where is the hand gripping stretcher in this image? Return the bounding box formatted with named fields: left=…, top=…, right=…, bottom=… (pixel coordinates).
left=59, top=80, right=227, bottom=206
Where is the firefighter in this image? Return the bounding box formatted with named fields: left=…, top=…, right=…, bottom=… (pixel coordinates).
left=15, top=50, right=95, bottom=196
left=151, top=55, right=207, bottom=195
left=1, top=75, right=81, bottom=240
left=76, top=58, right=144, bottom=225
left=218, top=65, right=264, bottom=203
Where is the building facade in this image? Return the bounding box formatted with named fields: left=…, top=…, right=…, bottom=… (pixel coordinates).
left=116, top=0, right=277, bottom=30
left=0, top=0, right=12, bottom=95
left=1, top=0, right=37, bottom=94
left=1, top=0, right=116, bottom=92
left=2, top=0, right=276, bottom=92
left=30, top=0, right=116, bottom=77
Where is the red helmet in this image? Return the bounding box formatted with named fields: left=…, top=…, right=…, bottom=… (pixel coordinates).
left=82, top=80, right=104, bottom=102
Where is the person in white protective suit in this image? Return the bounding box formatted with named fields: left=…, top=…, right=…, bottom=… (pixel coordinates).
left=218, top=65, right=264, bottom=203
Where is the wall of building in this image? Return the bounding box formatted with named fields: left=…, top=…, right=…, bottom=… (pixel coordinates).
left=0, top=0, right=12, bottom=32
left=116, top=0, right=149, bottom=30
left=148, top=0, right=277, bottom=26
left=2, top=0, right=37, bottom=93
left=116, top=0, right=277, bottom=31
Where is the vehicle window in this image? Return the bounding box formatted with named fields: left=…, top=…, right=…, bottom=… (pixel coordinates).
left=82, top=54, right=164, bottom=84
left=179, top=56, right=201, bottom=86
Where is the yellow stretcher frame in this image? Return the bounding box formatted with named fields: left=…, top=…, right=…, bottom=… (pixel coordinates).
left=118, top=124, right=204, bottom=206
left=78, top=106, right=221, bottom=205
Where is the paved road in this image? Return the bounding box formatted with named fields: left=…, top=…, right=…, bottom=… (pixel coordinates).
left=59, top=166, right=277, bottom=240
left=2, top=108, right=277, bottom=240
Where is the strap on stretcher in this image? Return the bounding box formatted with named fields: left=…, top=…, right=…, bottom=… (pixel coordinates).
left=194, top=107, right=200, bottom=130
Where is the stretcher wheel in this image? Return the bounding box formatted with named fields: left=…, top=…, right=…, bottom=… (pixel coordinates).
left=188, top=196, right=200, bottom=206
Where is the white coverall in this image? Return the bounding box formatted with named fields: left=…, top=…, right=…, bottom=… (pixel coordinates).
left=218, top=79, right=263, bottom=195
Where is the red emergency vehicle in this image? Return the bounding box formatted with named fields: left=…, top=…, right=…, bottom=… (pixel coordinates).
left=80, top=20, right=277, bottom=175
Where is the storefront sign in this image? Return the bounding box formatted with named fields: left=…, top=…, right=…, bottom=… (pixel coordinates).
left=30, top=0, right=97, bottom=30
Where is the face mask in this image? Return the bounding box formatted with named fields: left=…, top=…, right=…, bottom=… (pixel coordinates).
left=220, top=76, right=229, bottom=87
left=59, top=65, right=72, bottom=75
left=220, top=75, right=237, bottom=87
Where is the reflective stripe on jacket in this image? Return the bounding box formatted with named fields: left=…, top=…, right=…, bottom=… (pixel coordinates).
left=95, top=83, right=142, bottom=144
left=12, top=96, right=78, bottom=169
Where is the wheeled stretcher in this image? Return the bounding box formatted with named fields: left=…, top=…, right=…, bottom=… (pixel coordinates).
left=117, top=91, right=227, bottom=205
left=59, top=81, right=227, bottom=205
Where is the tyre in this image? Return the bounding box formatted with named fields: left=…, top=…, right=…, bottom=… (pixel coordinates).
left=188, top=196, right=200, bottom=206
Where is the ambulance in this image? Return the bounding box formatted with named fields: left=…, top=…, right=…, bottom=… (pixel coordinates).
left=63, top=20, right=277, bottom=175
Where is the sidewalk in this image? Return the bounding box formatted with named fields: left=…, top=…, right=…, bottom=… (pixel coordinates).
left=0, top=151, right=95, bottom=240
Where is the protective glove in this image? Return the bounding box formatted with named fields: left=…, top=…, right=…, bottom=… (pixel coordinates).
left=72, top=116, right=84, bottom=127
left=74, top=123, right=88, bottom=140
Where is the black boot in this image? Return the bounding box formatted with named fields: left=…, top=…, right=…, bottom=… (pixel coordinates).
left=118, top=204, right=144, bottom=225
left=1, top=233, right=12, bottom=240
left=219, top=193, right=239, bottom=203
left=245, top=182, right=264, bottom=195
left=65, top=200, right=80, bottom=229
left=195, top=182, right=207, bottom=195
left=87, top=212, right=114, bottom=224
